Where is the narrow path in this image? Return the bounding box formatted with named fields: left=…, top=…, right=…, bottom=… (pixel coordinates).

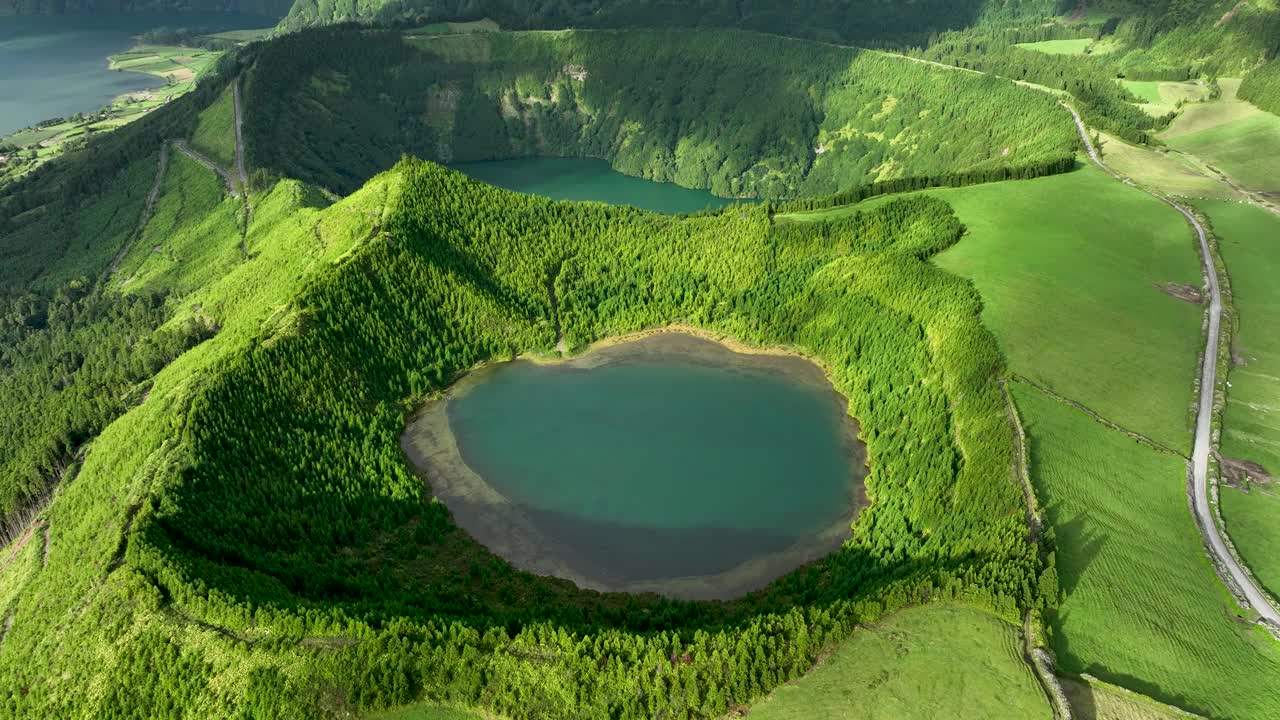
left=1001, top=380, right=1042, bottom=541
left=1068, top=106, right=1280, bottom=629
left=171, top=140, right=237, bottom=195
left=100, top=144, right=168, bottom=288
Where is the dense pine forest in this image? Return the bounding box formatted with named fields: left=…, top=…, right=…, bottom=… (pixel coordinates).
left=278, top=0, right=1066, bottom=44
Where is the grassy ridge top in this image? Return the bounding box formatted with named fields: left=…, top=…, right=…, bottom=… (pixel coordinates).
left=243, top=28, right=1078, bottom=199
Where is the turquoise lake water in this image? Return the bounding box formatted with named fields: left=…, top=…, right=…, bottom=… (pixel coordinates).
left=438, top=334, right=865, bottom=591
left=0, top=15, right=276, bottom=137
left=451, top=157, right=737, bottom=214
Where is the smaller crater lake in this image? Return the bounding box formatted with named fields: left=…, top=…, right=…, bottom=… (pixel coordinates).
left=401, top=333, right=867, bottom=600
left=451, top=157, right=737, bottom=214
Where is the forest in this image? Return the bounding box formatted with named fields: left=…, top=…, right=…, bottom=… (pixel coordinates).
left=70, top=159, right=1045, bottom=718
left=279, top=0, right=1067, bottom=45
left=243, top=28, right=1079, bottom=199
left=1240, top=60, right=1280, bottom=116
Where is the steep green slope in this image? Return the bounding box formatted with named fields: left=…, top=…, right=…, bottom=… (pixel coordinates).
left=740, top=605, right=1051, bottom=720
left=1241, top=60, right=1280, bottom=115
left=244, top=28, right=1078, bottom=198
left=1, top=0, right=291, bottom=16
left=0, top=158, right=1048, bottom=718
left=279, top=0, right=1064, bottom=45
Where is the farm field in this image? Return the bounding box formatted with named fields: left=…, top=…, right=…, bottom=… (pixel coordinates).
left=1095, top=132, right=1234, bottom=201
left=1160, top=79, right=1280, bottom=194
left=784, top=166, right=1202, bottom=450
left=1014, top=384, right=1280, bottom=719
left=738, top=605, right=1050, bottom=720
left=1196, top=199, right=1280, bottom=601
left=1016, top=38, right=1094, bottom=55
left=1, top=44, right=223, bottom=185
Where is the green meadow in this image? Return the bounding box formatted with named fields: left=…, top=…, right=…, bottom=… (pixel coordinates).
left=739, top=605, right=1050, bottom=720
left=784, top=166, right=1202, bottom=449
left=1014, top=384, right=1280, bottom=720
left=1197, top=199, right=1280, bottom=601
left=1016, top=38, right=1094, bottom=55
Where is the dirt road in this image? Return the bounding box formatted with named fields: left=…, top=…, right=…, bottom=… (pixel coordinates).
left=171, top=139, right=237, bottom=194
left=1069, top=105, right=1280, bottom=629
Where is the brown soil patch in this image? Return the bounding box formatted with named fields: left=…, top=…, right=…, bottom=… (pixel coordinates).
left=1157, top=282, right=1203, bottom=304
left=1231, top=338, right=1249, bottom=367
left=1219, top=455, right=1273, bottom=487
left=166, top=68, right=196, bottom=84
left=1066, top=0, right=1087, bottom=23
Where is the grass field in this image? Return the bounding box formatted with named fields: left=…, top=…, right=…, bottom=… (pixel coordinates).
left=784, top=166, right=1202, bottom=449
left=1196, top=199, right=1280, bottom=601
left=739, top=605, right=1050, bottom=720
left=1016, top=39, right=1094, bottom=55
left=1122, top=80, right=1212, bottom=117
left=201, top=27, right=275, bottom=43
left=1096, top=132, right=1234, bottom=201
left=191, top=85, right=237, bottom=169
left=1167, top=113, right=1280, bottom=193
left=1014, top=384, right=1280, bottom=719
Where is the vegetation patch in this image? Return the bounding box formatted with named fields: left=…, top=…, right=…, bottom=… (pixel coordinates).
left=736, top=605, right=1051, bottom=720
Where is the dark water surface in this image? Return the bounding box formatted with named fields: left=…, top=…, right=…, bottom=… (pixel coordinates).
left=416, top=333, right=866, bottom=597
left=451, top=157, right=738, bottom=214
left=0, top=15, right=275, bottom=137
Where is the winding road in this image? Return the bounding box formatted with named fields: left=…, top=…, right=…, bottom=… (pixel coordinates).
left=1068, top=106, right=1280, bottom=629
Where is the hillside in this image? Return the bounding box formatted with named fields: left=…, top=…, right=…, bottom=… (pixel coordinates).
left=279, top=0, right=1065, bottom=44
left=244, top=28, right=1079, bottom=198
left=1, top=0, right=291, bottom=15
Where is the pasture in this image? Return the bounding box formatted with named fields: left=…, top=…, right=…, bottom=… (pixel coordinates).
left=1016, top=39, right=1094, bottom=55
left=1166, top=113, right=1280, bottom=193
left=739, top=605, right=1050, bottom=720
left=1014, top=384, right=1280, bottom=720
left=784, top=166, right=1202, bottom=450
left=1197, top=198, right=1280, bottom=600
left=1095, top=132, right=1234, bottom=201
